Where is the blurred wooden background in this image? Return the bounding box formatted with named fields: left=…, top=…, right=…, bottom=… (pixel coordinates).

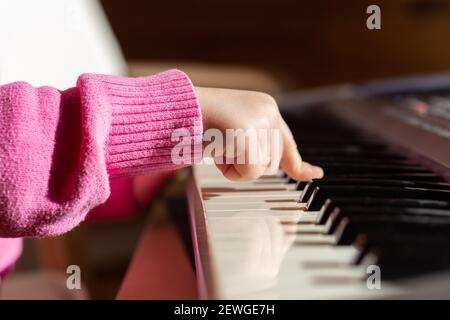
left=101, top=0, right=450, bottom=88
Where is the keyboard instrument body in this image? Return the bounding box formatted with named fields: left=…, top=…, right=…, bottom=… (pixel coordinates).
left=188, top=96, right=450, bottom=299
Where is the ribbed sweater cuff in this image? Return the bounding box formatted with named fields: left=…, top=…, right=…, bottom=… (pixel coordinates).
left=85, top=70, right=203, bottom=178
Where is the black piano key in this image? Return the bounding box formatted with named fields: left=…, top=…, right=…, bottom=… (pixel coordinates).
left=353, top=233, right=450, bottom=266
left=285, top=108, right=450, bottom=281
left=313, top=173, right=443, bottom=181
left=326, top=207, right=450, bottom=235
left=291, top=174, right=445, bottom=192
left=364, top=245, right=450, bottom=280
left=316, top=197, right=450, bottom=225
left=296, top=180, right=309, bottom=190
left=306, top=186, right=450, bottom=211
left=300, top=179, right=450, bottom=203
left=354, top=173, right=438, bottom=181
left=313, top=163, right=431, bottom=175
left=301, top=150, right=406, bottom=160
left=334, top=215, right=450, bottom=246
left=311, top=158, right=416, bottom=166
left=299, top=140, right=397, bottom=149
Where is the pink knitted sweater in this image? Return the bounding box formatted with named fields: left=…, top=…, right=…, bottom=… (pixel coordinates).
left=0, top=70, right=203, bottom=276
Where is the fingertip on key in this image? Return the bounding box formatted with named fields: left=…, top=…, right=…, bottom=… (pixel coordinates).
left=311, top=166, right=324, bottom=179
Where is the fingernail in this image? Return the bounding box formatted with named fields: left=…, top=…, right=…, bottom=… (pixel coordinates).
left=304, top=166, right=314, bottom=176
left=311, top=166, right=324, bottom=178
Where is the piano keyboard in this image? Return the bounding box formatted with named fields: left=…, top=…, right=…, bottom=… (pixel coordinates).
left=188, top=97, right=450, bottom=299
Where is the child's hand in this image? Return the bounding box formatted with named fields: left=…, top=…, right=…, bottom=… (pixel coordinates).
left=195, top=87, right=324, bottom=181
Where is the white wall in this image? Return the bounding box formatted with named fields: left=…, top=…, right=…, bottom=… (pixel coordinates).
left=0, top=0, right=127, bottom=88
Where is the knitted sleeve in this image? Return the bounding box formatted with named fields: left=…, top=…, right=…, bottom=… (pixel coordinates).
left=0, top=70, right=203, bottom=237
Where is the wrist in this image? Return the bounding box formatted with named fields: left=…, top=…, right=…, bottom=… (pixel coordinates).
left=194, top=86, right=211, bottom=130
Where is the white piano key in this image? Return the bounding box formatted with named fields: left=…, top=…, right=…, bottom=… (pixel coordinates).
left=198, top=177, right=291, bottom=185
left=203, top=195, right=303, bottom=204
left=294, top=233, right=337, bottom=245
left=202, top=190, right=303, bottom=198
left=295, top=224, right=329, bottom=233
left=205, top=201, right=306, bottom=211
left=202, top=184, right=298, bottom=192
left=191, top=163, right=437, bottom=300
left=207, top=212, right=304, bottom=224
